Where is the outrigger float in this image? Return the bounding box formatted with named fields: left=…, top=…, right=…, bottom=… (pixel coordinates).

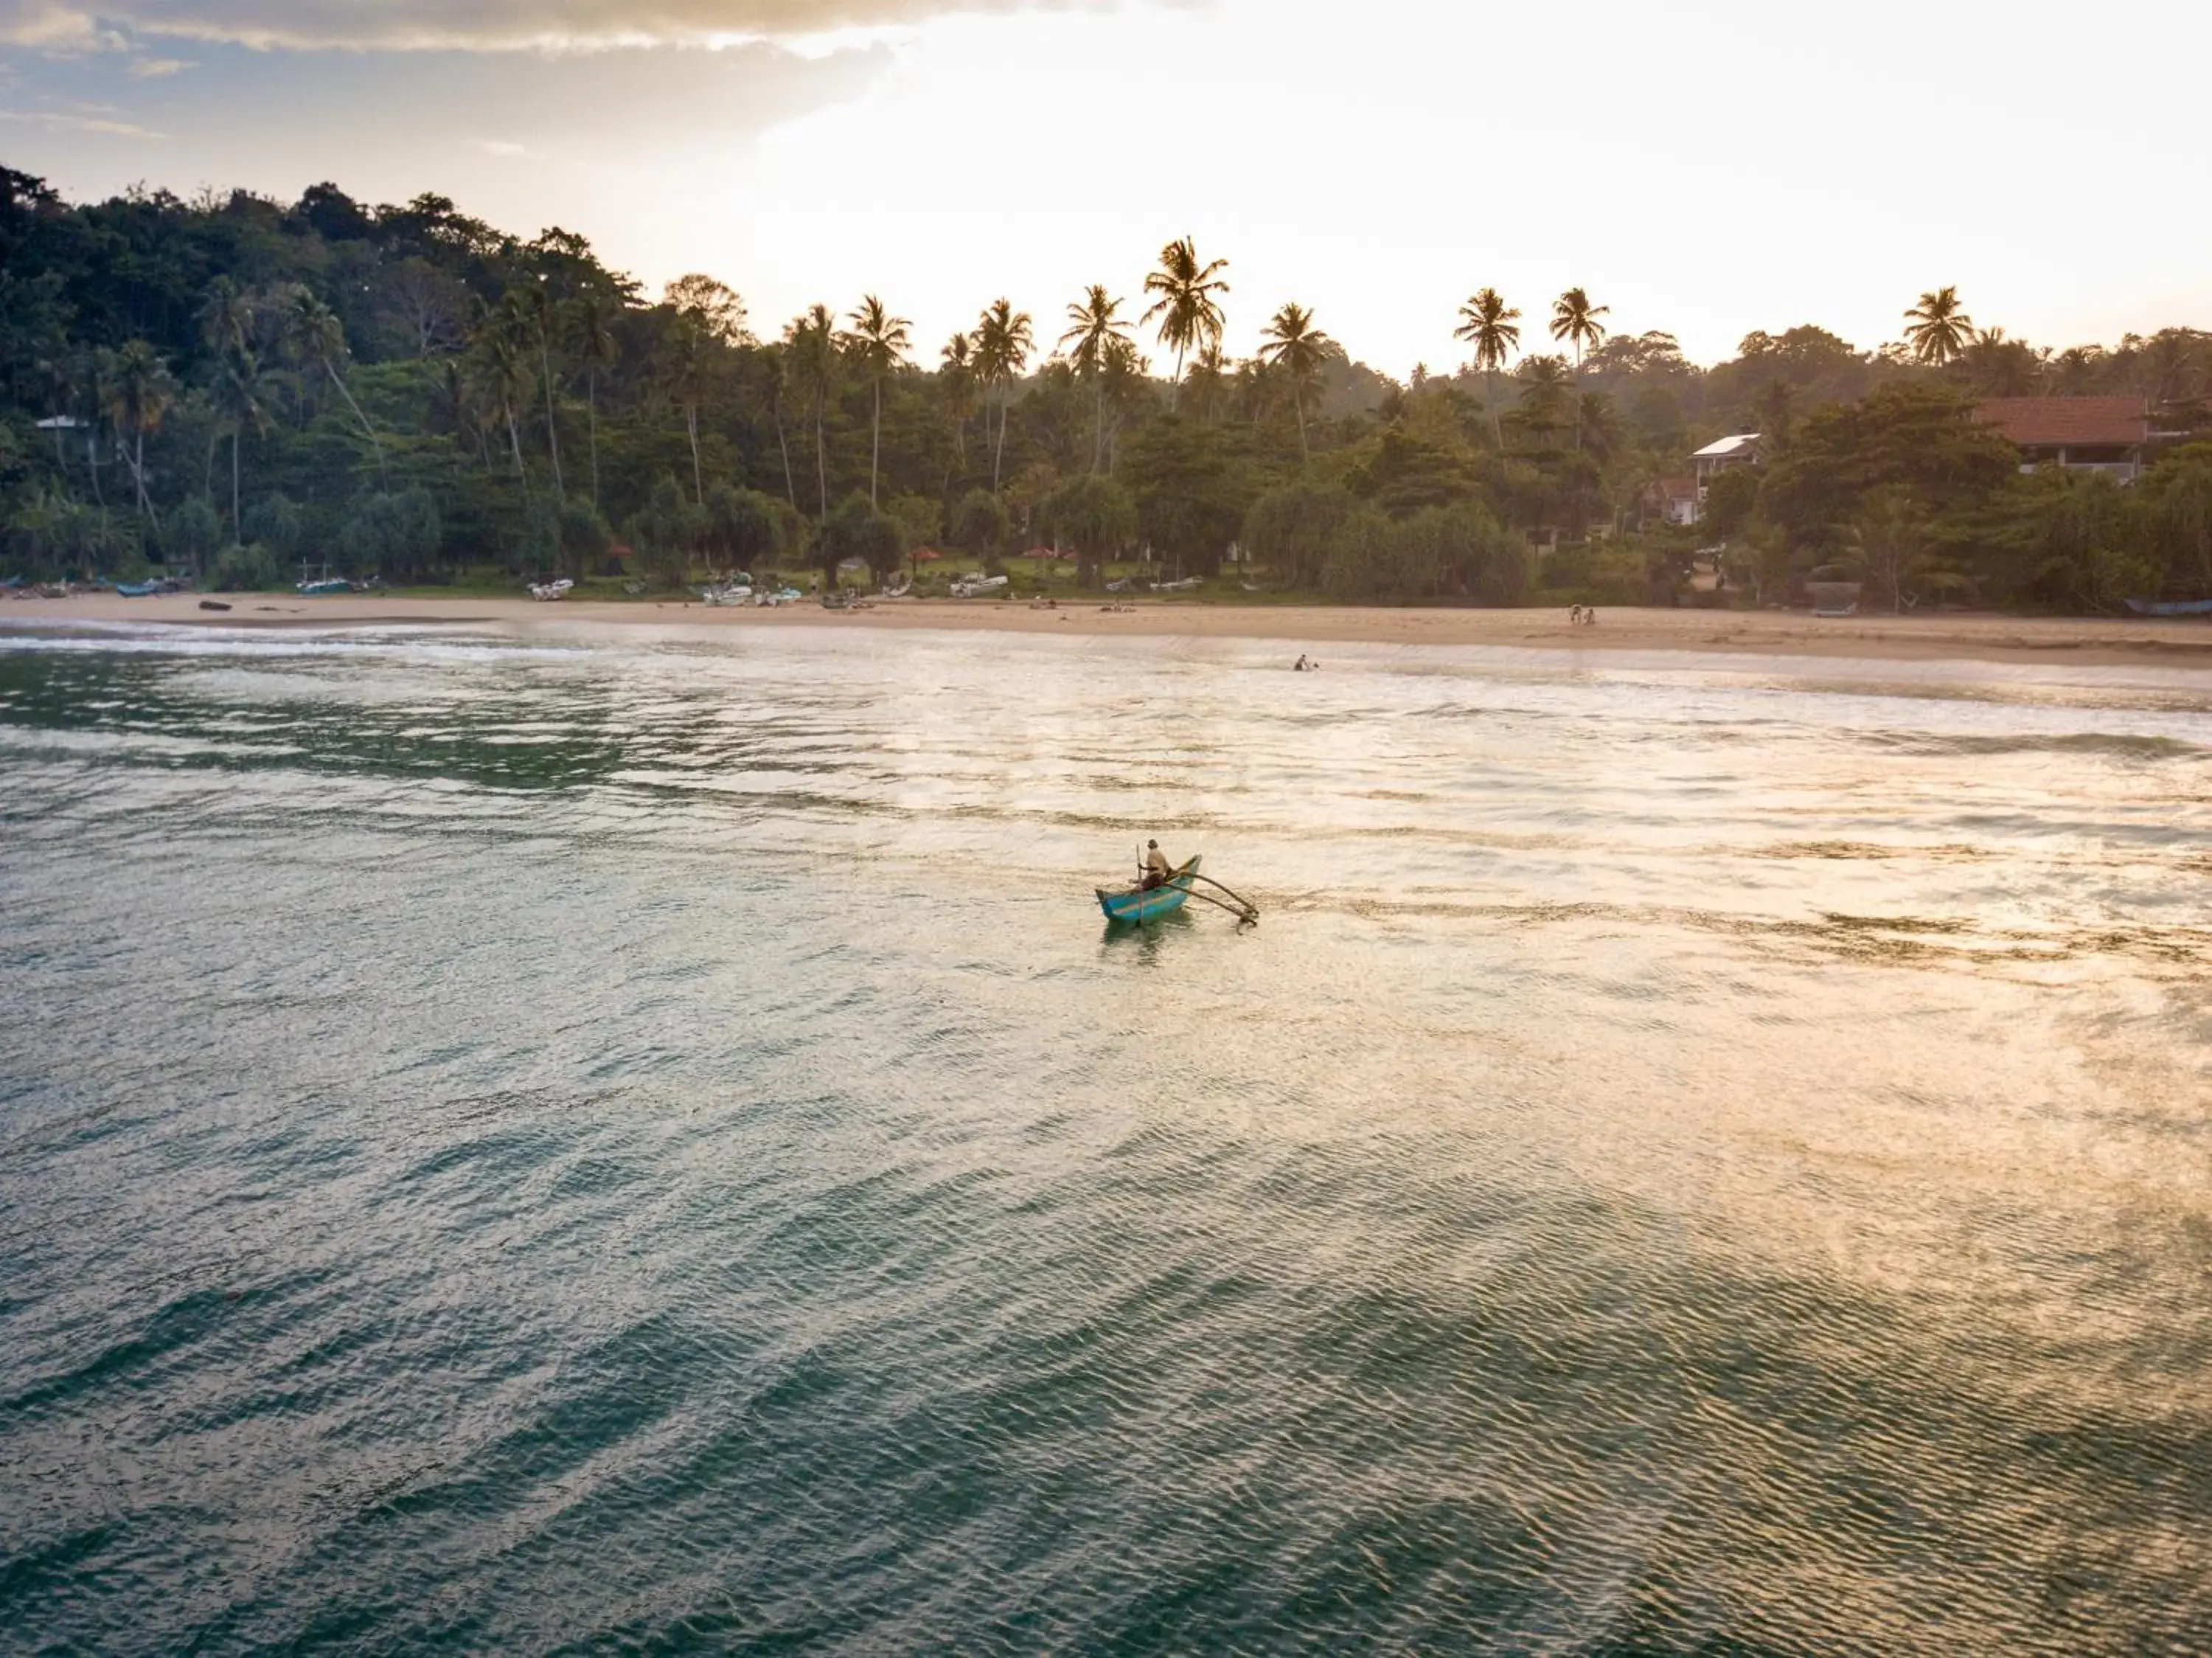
left=1095, top=855, right=1259, bottom=927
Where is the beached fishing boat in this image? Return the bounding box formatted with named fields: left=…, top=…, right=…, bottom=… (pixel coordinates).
left=2123, top=597, right=2212, bottom=617
left=297, top=577, right=350, bottom=596
left=114, top=580, right=161, bottom=597
left=529, top=578, right=575, bottom=601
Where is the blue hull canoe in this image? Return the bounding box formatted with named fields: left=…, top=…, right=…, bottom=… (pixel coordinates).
left=2124, top=597, right=2212, bottom=617
left=1097, top=856, right=1200, bottom=923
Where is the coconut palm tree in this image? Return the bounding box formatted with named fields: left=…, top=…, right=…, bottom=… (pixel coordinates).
left=282, top=288, right=387, bottom=483
left=1099, top=336, right=1148, bottom=474
left=208, top=350, right=271, bottom=537
left=1058, top=285, right=1133, bottom=472
left=1141, top=237, right=1230, bottom=402
left=104, top=341, right=174, bottom=519
left=1184, top=341, right=1228, bottom=426
left=938, top=333, right=979, bottom=468
left=844, top=295, right=912, bottom=506
left=1548, top=288, right=1610, bottom=450
left=661, top=315, right=712, bottom=505
left=467, top=313, right=534, bottom=490
left=197, top=276, right=252, bottom=361
left=507, top=284, right=565, bottom=496
left=1453, top=288, right=1521, bottom=445
left=757, top=341, right=801, bottom=510
left=1902, top=286, right=1974, bottom=367
left=1512, top=354, right=1573, bottom=445
left=785, top=305, right=841, bottom=517
left=973, top=298, right=1033, bottom=493
left=1256, top=302, right=1336, bottom=459
left=563, top=288, right=622, bottom=510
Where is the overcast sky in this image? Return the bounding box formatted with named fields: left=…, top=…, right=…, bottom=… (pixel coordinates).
left=4, top=0, right=2208, bottom=375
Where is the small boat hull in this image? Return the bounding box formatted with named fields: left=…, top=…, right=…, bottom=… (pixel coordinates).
left=2124, top=597, right=2212, bottom=617
left=1097, top=856, right=1200, bottom=923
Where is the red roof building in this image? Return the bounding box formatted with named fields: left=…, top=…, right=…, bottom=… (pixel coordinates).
left=1972, top=397, right=2151, bottom=480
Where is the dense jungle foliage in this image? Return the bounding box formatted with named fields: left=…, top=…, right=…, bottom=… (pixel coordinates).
left=3, top=168, right=2208, bottom=607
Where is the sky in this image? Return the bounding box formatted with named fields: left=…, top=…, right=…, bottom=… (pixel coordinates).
left=3, top=0, right=2209, bottom=376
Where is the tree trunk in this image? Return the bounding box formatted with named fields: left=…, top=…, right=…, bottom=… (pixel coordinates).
left=1488, top=368, right=1503, bottom=448
left=586, top=371, right=601, bottom=510
left=538, top=335, right=563, bottom=498
left=686, top=403, right=703, bottom=505
left=773, top=400, right=798, bottom=510
left=814, top=403, right=828, bottom=519
left=232, top=431, right=242, bottom=538
left=328, top=361, right=388, bottom=483
left=1093, top=380, right=1105, bottom=474
left=1295, top=394, right=1309, bottom=461
left=869, top=379, right=881, bottom=507
left=132, top=430, right=149, bottom=518
left=507, top=405, right=528, bottom=491
left=992, top=387, right=1007, bottom=492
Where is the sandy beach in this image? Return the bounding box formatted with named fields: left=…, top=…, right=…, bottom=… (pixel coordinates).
left=10, top=592, right=2212, bottom=668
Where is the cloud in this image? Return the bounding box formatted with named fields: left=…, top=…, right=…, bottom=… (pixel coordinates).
left=125, top=55, right=194, bottom=76
left=0, top=0, right=1126, bottom=52
left=0, top=105, right=164, bottom=136
left=476, top=139, right=533, bottom=156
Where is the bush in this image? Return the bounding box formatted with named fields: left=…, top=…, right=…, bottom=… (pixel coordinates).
left=821, top=491, right=904, bottom=585
left=208, top=543, right=282, bottom=591
left=164, top=496, right=223, bottom=576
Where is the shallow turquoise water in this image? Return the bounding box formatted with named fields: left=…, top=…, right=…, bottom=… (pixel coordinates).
left=1, top=619, right=2208, bottom=1654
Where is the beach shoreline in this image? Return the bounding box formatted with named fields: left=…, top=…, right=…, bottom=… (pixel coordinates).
left=10, top=592, right=2212, bottom=669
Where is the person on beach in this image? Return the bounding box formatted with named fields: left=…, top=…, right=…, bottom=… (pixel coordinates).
left=1294, top=654, right=1309, bottom=671
left=1141, top=839, right=1172, bottom=890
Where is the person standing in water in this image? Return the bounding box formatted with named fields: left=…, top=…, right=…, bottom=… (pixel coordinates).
left=1141, top=839, right=1173, bottom=890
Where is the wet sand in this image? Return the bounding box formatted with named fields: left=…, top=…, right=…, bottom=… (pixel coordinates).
left=11, top=592, right=2212, bottom=668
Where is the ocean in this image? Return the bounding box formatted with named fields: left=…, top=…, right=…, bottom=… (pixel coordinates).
left=1, top=618, right=2208, bottom=1654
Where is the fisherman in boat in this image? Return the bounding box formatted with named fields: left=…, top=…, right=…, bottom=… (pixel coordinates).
left=1141, top=839, right=1172, bottom=890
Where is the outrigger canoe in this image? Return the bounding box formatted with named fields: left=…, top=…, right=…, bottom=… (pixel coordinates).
left=1097, top=856, right=1202, bottom=923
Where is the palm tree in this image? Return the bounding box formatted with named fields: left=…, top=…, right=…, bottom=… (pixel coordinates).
left=74, top=349, right=110, bottom=506
left=468, top=313, right=534, bottom=490
left=662, top=316, right=712, bottom=504
left=507, top=285, right=564, bottom=496
left=1548, top=288, right=1610, bottom=450
left=844, top=295, right=912, bottom=506
left=282, top=288, right=387, bottom=483
left=563, top=288, right=622, bottom=510
left=1902, top=286, right=1974, bottom=367
left=208, top=350, right=271, bottom=537
left=938, top=333, right=979, bottom=468
left=1141, top=237, right=1231, bottom=403
left=1099, top=336, right=1147, bottom=473
left=785, top=304, right=841, bottom=517
left=972, top=298, right=1034, bottom=493
left=1512, top=354, right=1573, bottom=445
left=1453, top=288, right=1521, bottom=445
left=197, top=276, right=252, bottom=361
left=1059, top=285, right=1133, bottom=472
left=757, top=341, right=801, bottom=510
left=105, top=341, right=174, bottom=518
left=1256, top=302, right=1336, bottom=459
left=1185, top=341, right=1228, bottom=426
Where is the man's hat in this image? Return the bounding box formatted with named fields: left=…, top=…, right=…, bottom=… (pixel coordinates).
left=1147, top=839, right=1158, bottom=847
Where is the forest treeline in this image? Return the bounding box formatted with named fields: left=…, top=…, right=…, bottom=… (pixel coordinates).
left=1, top=168, right=2208, bottom=607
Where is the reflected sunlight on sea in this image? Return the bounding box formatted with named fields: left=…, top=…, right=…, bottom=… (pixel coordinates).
left=1, top=618, right=2208, bottom=1654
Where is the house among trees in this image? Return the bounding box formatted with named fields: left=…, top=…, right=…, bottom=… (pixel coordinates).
left=1646, top=476, right=1699, bottom=527
left=1972, top=396, right=2151, bottom=482
left=1685, top=434, right=1760, bottom=524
